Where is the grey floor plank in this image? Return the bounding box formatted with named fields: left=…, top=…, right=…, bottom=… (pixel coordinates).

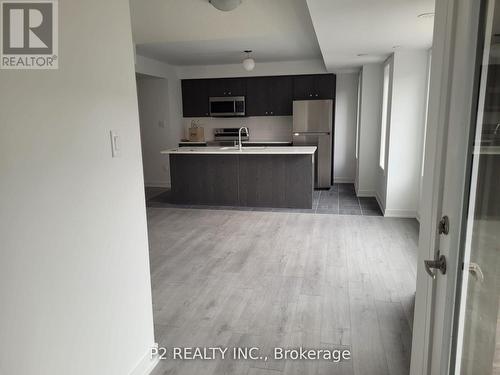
left=147, top=207, right=419, bottom=375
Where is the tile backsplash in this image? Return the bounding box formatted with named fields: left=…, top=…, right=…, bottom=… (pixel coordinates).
left=183, top=116, right=293, bottom=142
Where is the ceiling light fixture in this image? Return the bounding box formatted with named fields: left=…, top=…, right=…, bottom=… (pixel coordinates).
left=417, top=12, right=435, bottom=18
left=209, top=0, right=242, bottom=12
left=242, top=50, right=255, bottom=71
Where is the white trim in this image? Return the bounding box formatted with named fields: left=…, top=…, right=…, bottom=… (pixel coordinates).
left=355, top=189, right=376, bottom=197
left=333, top=177, right=355, bottom=183
left=144, top=181, right=170, bottom=188
left=410, top=0, right=482, bottom=373
left=128, top=346, right=160, bottom=375
left=375, top=192, right=385, bottom=215
left=383, top=208, right=417, bottom=218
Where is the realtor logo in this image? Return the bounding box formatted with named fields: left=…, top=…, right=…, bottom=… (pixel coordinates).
left=1, top=0, right=58, bottom=69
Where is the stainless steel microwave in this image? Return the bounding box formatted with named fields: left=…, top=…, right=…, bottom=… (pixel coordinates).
left=209, top=96, right=245, bottom=117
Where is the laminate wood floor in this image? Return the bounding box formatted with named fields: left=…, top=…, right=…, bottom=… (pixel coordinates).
left=147, top=207, right=418, bottom=375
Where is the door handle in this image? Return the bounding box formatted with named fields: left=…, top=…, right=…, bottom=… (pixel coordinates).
left=424, top=254, right=447, bottom=279
left=468, top=262, right=484, bottom=283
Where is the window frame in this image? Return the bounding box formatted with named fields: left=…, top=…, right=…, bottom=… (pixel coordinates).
left=379, top=59, right=392, bottom=171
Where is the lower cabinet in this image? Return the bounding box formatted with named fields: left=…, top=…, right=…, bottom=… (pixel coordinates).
left=169, top=154, right=313, bottom=208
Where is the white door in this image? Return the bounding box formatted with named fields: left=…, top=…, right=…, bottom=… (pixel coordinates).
left=411, top=0, right=500, bottom=374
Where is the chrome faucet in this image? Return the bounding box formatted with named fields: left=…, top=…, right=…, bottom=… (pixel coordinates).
left=238, top=126, right=248, bottom=151
left=494, top=123, right=500, bottom=135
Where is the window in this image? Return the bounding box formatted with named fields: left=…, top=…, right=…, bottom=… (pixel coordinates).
left=356, top=72, right=362, bottom=159
left=421, top=51, right=432, bottom=177
left=379, top=62, right=391, bottom=170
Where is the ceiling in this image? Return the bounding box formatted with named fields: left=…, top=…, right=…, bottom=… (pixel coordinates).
left=306, top=0, right=435, bottom=71
left=130, top=0, right=435, bottom=71
left=130, top=0, right=322, bottom=66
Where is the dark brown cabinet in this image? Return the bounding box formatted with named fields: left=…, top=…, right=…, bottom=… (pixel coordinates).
left=293, top=74, right=336, bottom=100
left=208, top=78, right=246, bottom=97
left=246, top=76, right=292, bottom=116
left=181, top=74, right=335, bottom=117
left=181, top=79, right=210, bottom=117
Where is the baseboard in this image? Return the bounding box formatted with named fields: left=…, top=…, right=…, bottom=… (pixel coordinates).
left=355, top=189, right=376, bottom=197
left=384, top=208, right=417, bottom=218
left=375, top=193, right=385, bottom=216
left=145, top=181, right=170, bottom=188
left=129, top=345, right=160, bottom=375
left=334, top=177, right=355, bottom=183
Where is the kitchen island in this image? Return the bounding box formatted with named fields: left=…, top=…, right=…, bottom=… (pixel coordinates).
left=161, top=146, right=316, bottom=209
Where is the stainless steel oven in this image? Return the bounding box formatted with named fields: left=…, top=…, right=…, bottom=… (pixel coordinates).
left=209, top=96, right=245, bottom=117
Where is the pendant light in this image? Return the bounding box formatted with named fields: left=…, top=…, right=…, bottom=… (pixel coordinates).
left=209, top=0, right=242, bottom=12
left=242, top=50, right=255, bottom=71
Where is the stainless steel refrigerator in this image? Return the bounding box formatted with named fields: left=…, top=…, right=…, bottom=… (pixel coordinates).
left=292, top=100, right=333, bottom=188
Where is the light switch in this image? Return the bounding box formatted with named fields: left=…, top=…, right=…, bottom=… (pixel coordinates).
left=110, top=130, right=120, bottom=158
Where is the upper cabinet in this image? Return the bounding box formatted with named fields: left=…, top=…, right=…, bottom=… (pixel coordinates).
left=292, top=74, right=336, bottom=100
left=246, top=76, right=292, bottom=116
left=181, top=74, right=335, bottom=117
left=182, top=79, right=210, bottom=117
left=208, top=78, right=246, bottom=97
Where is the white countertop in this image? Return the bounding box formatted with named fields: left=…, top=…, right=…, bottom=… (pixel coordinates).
left=161, top=146, right=317, bottom=155
left=473, top=145, right=500, bottom=155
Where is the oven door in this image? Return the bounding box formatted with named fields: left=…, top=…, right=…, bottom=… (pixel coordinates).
left=209, top=97, right=245, bottom=117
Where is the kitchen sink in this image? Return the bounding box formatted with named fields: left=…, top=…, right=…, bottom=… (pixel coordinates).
left=219, top=146, right=267, bottom=151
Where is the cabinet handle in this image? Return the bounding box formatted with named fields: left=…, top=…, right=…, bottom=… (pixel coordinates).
left=270, top=111, right=273, bottom=115
left=228, top=91, right=231, bottom=95
left=265, top=111, right=268, bottom=114
left=309, top=93, right=312, bottom=97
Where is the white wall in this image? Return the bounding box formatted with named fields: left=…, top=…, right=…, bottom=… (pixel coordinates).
left=137, top=77, right=173, bottom=187
left=384, top=50, right=429, bottom=217
left=334, top=73, right=359, bottom=183
left=375, top=57, right=394, bottom=211
left=356, top=64, right=384, bottom=198
left=135, top=55, right=183, bottom=188
left=0, top=1, right=156, bottom=375
left=177, top=59, right=327, bottom=79
left=135, top=55, right=183, bottom=148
